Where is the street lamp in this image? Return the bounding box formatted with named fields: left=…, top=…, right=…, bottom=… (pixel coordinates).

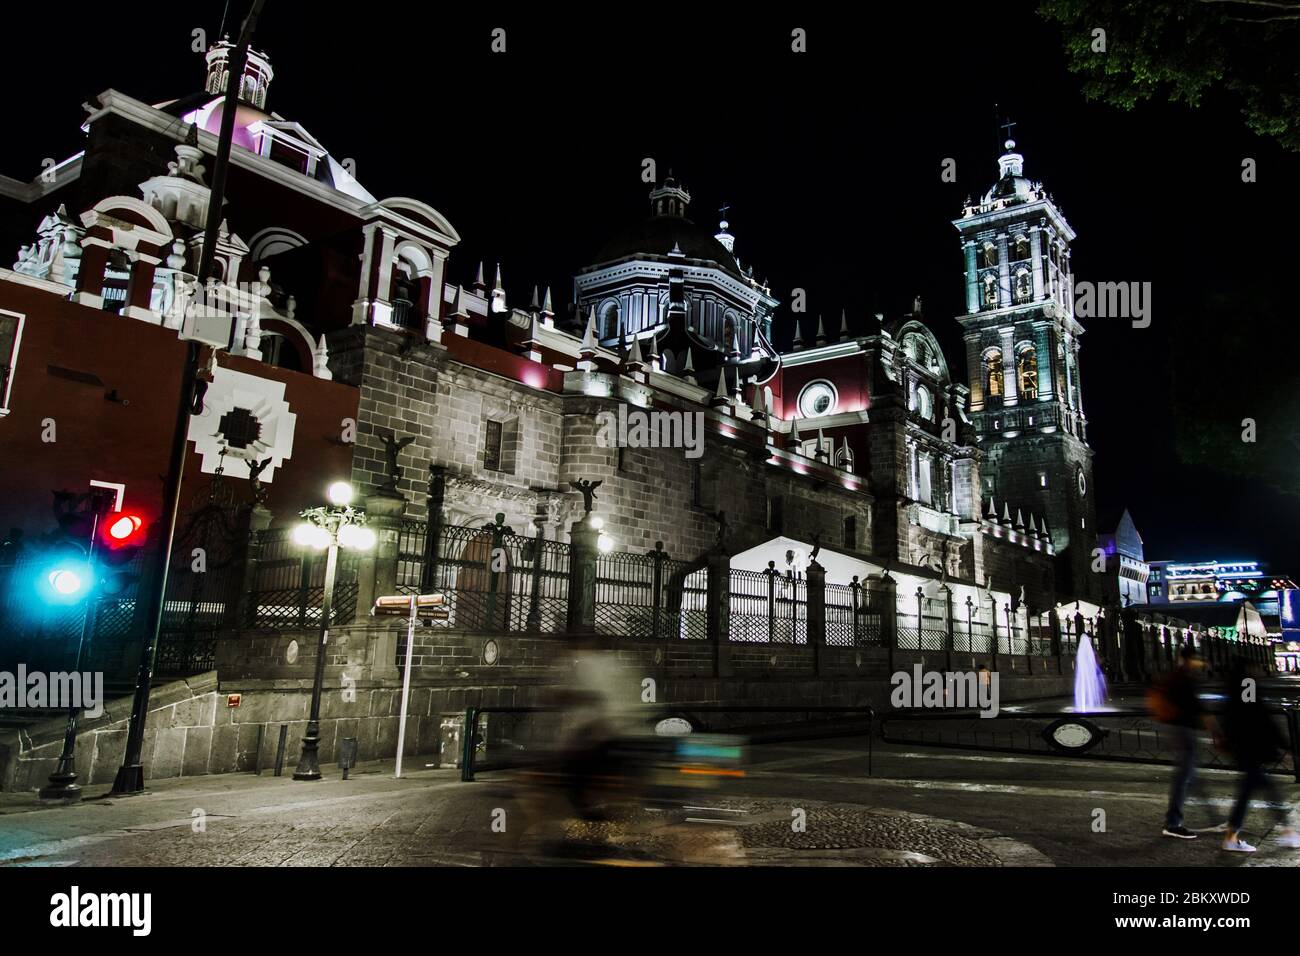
left=291, top=482, right=375, bottom=781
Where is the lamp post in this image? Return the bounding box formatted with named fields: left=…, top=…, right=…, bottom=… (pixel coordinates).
left=292, top=481, right=375, bottom=781
left=964, top=595, right=973, bottom=654
left=111, top=0, right=269, bottom=796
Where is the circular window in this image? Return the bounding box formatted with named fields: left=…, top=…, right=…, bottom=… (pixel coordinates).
left=798, top=380, right=837, bottom=418
left=1076, top=466, right=1087, bottom=497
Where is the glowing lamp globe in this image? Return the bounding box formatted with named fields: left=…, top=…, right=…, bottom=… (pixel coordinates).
left=597, top=533, right=614, bottom=554
left=48, top=569, right=83, bottom=596
left=326, top=481, right=354, bottom=506
left=589, top=515, right=604, bottom=530
left=294, top=523, right=331, bottom=550
left=338, top=524, right=376, bottom=551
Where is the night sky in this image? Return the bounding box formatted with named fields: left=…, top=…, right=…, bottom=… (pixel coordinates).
left=4, top=4, right=1298, bottom=572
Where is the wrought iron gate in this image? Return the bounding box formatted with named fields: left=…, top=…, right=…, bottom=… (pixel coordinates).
left=156, top=476, right=249, bottom=677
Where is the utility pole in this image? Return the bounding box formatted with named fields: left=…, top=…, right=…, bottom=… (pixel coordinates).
left=111, top=0, right=268, bottom=795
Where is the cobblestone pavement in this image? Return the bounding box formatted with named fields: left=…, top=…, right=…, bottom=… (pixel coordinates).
left=0, top=736, right=1296, bottom=867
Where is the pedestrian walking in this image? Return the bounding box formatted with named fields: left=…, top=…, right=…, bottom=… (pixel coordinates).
left=1219, top=657, right=1300, bottom=853
left=1150, top=646, right=1217, bottom=839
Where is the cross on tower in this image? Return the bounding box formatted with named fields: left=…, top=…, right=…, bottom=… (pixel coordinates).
left=719, top=202, right=731, bottom=221
left=1000, top=116, right=1017, bottom=143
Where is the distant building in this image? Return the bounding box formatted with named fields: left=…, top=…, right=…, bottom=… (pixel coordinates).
left=1096, top=508, right=1149, bottom=608
left=1146, top=559, right=1295, bottom=614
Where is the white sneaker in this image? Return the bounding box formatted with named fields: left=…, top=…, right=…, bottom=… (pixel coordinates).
left=1223, top=835, right=1257, bottom=853
left=1274, top=830, right=1300, bottom=849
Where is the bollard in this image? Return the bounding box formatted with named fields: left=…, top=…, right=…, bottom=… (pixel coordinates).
left=1288, top=707, right=1300, bottom=785
left=460, top=708, right=477, bottom=782
left=273, top=724, right=288, bottom=777
left=340, top=737, right=358, bottom=780
left=254, top=724, right=265, bottom=775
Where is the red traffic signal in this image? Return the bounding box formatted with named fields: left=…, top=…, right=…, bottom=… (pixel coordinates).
left=103, top=512, right=146, bottom=548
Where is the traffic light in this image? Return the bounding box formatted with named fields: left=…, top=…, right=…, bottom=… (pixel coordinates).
left=101, top=511, right=146, bottom=550
left=36, top=554, right=93, bottom=605
left=99, top=511, right=147, bottom=596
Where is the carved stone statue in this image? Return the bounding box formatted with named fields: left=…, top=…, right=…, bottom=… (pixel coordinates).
left=247, top=457, right=272, bottom=506
left=379, top=431, right=416, bottom=492
left=569, top=479, right=602, bottom=513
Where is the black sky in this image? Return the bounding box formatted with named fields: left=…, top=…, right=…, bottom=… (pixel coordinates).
left=4, top=4, right=1298, bottom=572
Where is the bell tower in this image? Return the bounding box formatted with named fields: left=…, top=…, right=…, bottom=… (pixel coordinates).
left=953, top=134, right=1098, bottom=602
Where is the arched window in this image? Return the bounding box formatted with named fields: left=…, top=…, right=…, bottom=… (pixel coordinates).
left=101, top=249, right=132, bottom=314
left=913, top=384, right=934, bottom=421
left=1011, top=234, right=1030, bottom=262
left=984, top=349, right=1004, bottom=400
left=1017, top=346, right=1038, bottom=400
left=722, top=310, right=739, bottom=349
left=259, top=332, right=305, bottom=373
left=600, top=301, right=620, bottom=340
left=1014, top=267, right=1032, bottom=303
left=982, top=273, right=998, bottom=308
left=978, top=241, right=998, bottom=269
left=904, top=333, right=934, bottom=370
left=391, top=262, right=420, bottom=331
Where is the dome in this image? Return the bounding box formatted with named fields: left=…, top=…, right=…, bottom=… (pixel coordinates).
left=982, top=138, right=1042, bottom=206
left=183, top=98, right=272, bottom=152
left=588, top=214, right=741, bottom=275
left=987, top=174, right=1037, bottom=204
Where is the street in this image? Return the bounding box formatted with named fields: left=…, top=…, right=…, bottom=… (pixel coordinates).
left=2, top=736, right=1296, bottom=867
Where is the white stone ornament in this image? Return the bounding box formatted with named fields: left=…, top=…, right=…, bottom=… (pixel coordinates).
left=186, top=366, right=297, bottom=481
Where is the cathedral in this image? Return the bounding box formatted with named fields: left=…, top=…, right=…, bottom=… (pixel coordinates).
left=0, top=41, right=1111, bottom=649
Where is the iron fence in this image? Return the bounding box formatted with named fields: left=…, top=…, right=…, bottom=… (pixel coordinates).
left=729, top=567, right=807, bottom=644
left=415, top=521, right=571, bottom=635
left=952, top=618, right=994, bottom=653
left=895, top=613, right=947, bottom=651
left=594, top=545, right=706, bottom=640
left=825, top=581, right=884, bottom=646
left=247, top=528, right=360, bottom=629
left=395, top=519, right=427, bottom=595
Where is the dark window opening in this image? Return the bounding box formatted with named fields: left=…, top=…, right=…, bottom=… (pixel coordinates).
left=767, top=496, right=784, bottom=534
left=483, top=420, right=503, bottom=472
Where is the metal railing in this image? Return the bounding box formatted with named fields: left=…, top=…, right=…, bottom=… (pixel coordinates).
left=729, top=567, right=806, bottom=644
left=594, top=545, right=706, bottom=640
left=402, top=520, right=572, bottom=635
left=825, top=581, right=884, bottom=646
left=247, top=527, right=360, bottom=628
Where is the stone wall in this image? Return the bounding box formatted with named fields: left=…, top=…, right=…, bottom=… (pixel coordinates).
left=0, top=623, right=1079, bottom=792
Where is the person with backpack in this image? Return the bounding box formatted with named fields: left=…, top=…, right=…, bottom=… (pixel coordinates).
left=1219, top=656, right=1300, bottom=853
left=1152, top=646, right=1217, bottom=839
